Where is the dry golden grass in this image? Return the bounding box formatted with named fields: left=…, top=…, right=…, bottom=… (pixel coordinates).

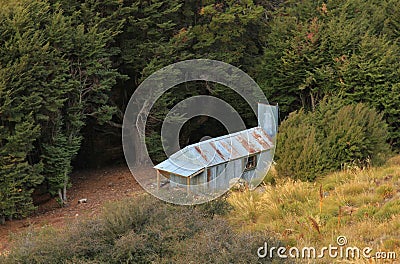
left=227, top=155, right=400, bottom=262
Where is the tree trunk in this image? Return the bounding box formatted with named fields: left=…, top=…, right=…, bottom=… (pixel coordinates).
left=310, top=91, right=315, bottom=112
left=58, top=188, right=64, bottom=206
left=62, top=171, right=68, bottom=202
left=123, top=99, right=152, bottom=167
left=300, top=93, right=306, bottom=109
left=57, top=172, right=68, bottom=207
left=131, top=125, right=149, bottom=166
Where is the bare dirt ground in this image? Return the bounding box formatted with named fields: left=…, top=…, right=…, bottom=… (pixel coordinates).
left=0, top=165, right=142, bottom=253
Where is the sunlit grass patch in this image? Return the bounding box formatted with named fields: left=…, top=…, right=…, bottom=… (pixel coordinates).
left=227, top=155, right=400, bottom=255
left=340, top=181, right=369, bottom=196
left=227, top=191, right=265, bottom=224
left=374, top=201, right=400, bottom=221
left=387, top=155, right=400, bottom=166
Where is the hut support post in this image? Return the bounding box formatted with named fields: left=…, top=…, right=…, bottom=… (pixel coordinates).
left=156, top=170, right=160, bottom=191
left=186, top=177, right=190, bottom=193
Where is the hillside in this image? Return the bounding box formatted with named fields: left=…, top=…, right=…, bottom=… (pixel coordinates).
left=1, top=156, right=399, bottom=263
left=0, top=165, right=141, bottom=254
left=228, top=155, right=400, bottom=261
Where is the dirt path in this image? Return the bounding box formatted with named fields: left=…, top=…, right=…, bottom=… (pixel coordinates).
left=0, top=165, right=142, bottom=252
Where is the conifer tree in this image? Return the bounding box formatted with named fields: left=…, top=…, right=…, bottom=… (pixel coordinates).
left=0, top=0, right=66, bottom=219
left=41, top=0, right=124, bottom=204
left=0, top=0, right=124, bottom=216
left=0, top=115, right=43, bottom=223
left=258, top=0, right=400, bottom=149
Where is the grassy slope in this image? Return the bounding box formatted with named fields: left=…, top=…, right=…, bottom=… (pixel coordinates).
left=1, top=157, right=398, bottom=263
left=227, top=155, right=400, bottom=258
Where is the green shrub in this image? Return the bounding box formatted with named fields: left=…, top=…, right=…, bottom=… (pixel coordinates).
left=195, top=196, right=233, bottom=218
left=317, top=100, right=390, bottom=169
left=4, top=195, right=287, bottom=264
left=275, top=99, right=391, bottom=181
left=275, top=110, right=323, bottom=181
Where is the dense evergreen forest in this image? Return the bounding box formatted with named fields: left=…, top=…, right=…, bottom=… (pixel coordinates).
left=0, top=0, right=399, bottom=223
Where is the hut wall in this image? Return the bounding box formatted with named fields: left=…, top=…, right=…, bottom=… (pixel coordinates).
left=170, top=173, right=187, bottom=185
left=169, top=149, right=273, bottom=191
left=190, top=170, right=207, bottom=185
left=242, top=150, right=273, bottom=187
left=210, top=159, right=242, bottom=190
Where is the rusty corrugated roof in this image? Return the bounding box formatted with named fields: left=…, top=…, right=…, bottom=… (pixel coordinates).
left=154, top=127, right=274, bottom=177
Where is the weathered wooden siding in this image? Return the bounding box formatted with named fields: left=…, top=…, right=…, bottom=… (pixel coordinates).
left=168, top=149, right=273, bottom=192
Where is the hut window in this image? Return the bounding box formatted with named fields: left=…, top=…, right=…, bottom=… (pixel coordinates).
left=245, top=155, right=257, bottom=170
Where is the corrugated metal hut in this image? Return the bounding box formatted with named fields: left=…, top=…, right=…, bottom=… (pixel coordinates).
left=154, top=103, right=278, bottom=192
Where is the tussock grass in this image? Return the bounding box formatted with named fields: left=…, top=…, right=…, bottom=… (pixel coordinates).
left=227, top=155, right=400, bottom=260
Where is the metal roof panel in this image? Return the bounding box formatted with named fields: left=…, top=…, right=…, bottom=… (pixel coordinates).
left=154, top=127, right=274, bottom=177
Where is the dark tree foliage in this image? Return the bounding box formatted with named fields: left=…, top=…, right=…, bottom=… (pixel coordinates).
left=256, top=0, right=400, bottom=149
left=0, top=0, right=123, bottom=220
left=0, top=0, right=399, bottom=222
left=110, top=0, right=276, bottom=164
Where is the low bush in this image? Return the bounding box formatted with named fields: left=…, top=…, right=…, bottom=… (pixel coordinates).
left=275, top=110, right=323, bottom=181
left=3, top=194, right=287, bottom=264
left=195, top=195, right=233, bottom=218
